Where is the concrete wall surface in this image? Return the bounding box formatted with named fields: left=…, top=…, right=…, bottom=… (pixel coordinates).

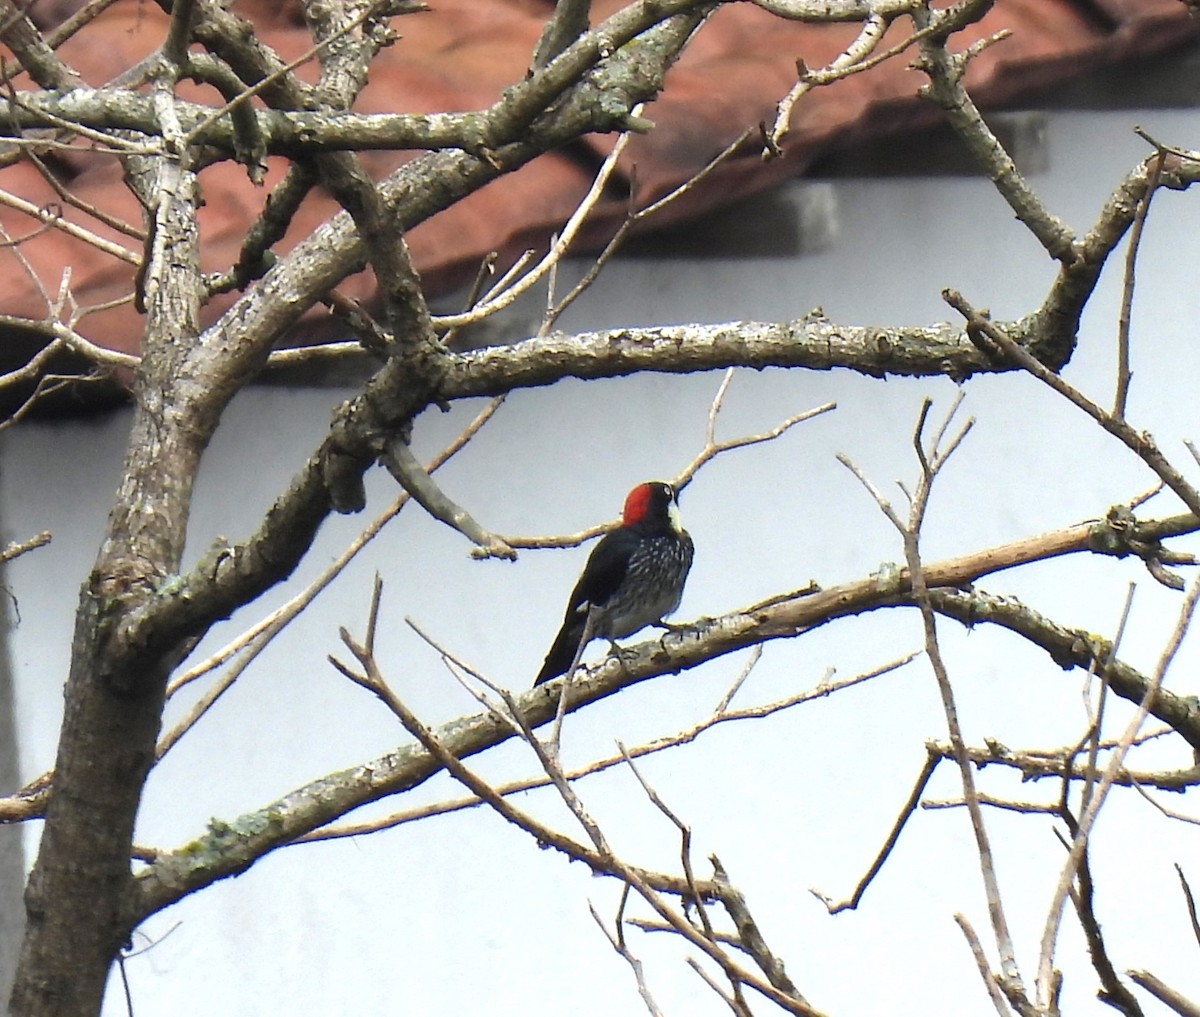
left=3, top=104, right=1200, bottom=1015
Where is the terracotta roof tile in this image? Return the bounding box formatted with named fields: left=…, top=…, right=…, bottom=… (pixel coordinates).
left=0, top=0, right=1196, bottom=358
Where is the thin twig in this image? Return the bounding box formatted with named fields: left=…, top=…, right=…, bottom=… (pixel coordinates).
left=921, top=793, right=1059, bottom=815
left=1055, top=808, right=1143, bottom=1016
left=541, top=120, right=765, bottom=331
left=947, top=289, right=1200, bottom=521
left=675, top=395, right=836, bottom=493
left=955, top=913, right=1017, bottom=1017
left=845, top=395, right=1024, bottom=1000
left=1177, top=864, right=1200, bottom=951
left=1114, top=150, right=1165, bottom=419
left=688, top=956, right=751, bottom=1017
left=712, top=645, right=764, bottom=715
left=295, top=655, right=911, bottom=844
left=162, top=395, right=504, bottom=733
left=330, top=588, right=827, bottom=1016
left=589, top=892, right=665, bottom=1017
left=1036, top=574, right=1200, bottom=1008
left=1079, top=583, right=1136, bottom=826
left=1126, top=778, right=1200, bottom=826
left=0, top=189, right=140, bottom=262
left=431, top=111, right=640, bottom=333
left=1125, top=971, right=1200, bottom=1017
left=0, top=530, right=50, bottom=564
left=770, top=14, right=889, bottom=149
left=815, top=749, right=939, bottom=913
left=404, top=618, right=524, bottom=737
left=382, top=439, right=516, bottom=560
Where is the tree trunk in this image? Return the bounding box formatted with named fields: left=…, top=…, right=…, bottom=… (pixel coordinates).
left=10, top=601, right=168, bottom=1014
left=9, top=158, right=205, bottom=1017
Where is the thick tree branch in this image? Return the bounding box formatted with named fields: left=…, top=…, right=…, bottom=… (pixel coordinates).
left=929, top=587, right=1200, bottom=752
left=0, top=79, right=497, bottom=156
left=0, top=0, right=83, bottom=89
left=130, top=510, right=1200, bottom=924
left=448, top=317, right=1018, bottom=393
left=749, top=0, right=919, bottom=19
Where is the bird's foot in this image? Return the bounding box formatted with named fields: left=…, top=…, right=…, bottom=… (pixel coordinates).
left=653, top=620, right=691, bottom=650
left=603, top=640, right=640, bottom=670
left=654, top=620, right=689, bottom=634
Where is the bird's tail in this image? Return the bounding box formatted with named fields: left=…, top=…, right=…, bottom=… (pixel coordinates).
left=534, top=614, right=587, bottom=685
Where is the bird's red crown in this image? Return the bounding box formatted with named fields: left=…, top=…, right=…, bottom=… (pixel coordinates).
left=622, top=482, right=663, bottom=526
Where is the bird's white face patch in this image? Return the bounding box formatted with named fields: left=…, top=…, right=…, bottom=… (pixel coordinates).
left=667, top=496, right=683, bottom=535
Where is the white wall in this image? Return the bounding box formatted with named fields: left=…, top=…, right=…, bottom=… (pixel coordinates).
left=4, top=105, right=1200, bottom=1015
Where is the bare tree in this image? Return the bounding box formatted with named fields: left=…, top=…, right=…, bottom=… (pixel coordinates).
left=1, top=1, right=1200, bottom=1015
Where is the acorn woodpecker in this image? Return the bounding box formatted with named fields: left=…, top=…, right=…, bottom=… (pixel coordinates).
left=534, top=481, right=694, bottom=685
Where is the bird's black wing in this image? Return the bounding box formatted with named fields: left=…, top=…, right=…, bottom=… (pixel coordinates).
left=533, top=529, right=634, bottom=685
left=565, top=528, right=635, bottom=614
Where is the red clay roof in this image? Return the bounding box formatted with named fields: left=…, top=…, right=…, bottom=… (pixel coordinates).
left=1, top=0, right=1197, bottom=356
